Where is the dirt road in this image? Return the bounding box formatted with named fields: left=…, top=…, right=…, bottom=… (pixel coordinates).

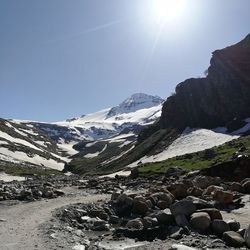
left=0, top=187, right=109, bottom=250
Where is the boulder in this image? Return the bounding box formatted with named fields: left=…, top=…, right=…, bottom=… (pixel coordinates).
left=186, top=196, right=214, bottom=209
left=126, top=218, right=144, bottom=230
left=244, top=224, right=250, bottom=247
left=170, top=199, right=196, bottom=217
left=155, top=209, right=174, bottom=225
left=196, top=208, right=222, bottom=221
left=168, top=183, right=188, bottom=199
left=175, top=214, right=189, bottom=227
left=190, top=212, right=211, bottom=232
left=227, top=219, right=240, bottom=232
left=132, top=200, right=149, bottom=215
left=214, top=190, right=233, bottom=204
left=223, top=231, right=245, bottom=247
left=203, top=185, right=223, bottom=196
left=243, top=181, right=250, bottom=194
left=165, top=167, right=185, bottom=177
left=187, top=187, right=203, bottom=197
left=212, top=220, right=230, bottom=236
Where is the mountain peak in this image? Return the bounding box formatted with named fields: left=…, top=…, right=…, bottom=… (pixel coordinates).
left=107, top=93, right=164, bottom=118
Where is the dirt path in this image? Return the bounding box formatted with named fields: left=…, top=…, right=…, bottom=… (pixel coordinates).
left=0, top=187, right=109, bottom=250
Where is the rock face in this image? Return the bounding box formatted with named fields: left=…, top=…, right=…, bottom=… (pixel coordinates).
left=159, top=34, right=250, bottom=131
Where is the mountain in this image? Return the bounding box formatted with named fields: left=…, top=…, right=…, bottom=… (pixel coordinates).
left=159, top=33, right=250, bottom=131
left=0, top=93, right=164, bottom=171
left=66, top=34, right=250, bottom=175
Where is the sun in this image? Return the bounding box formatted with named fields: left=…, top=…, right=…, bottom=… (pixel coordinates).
left=152, top=0, right=187, bottom=25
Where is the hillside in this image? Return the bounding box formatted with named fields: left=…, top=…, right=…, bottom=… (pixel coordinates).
left=66, top=34, right=250, bottom=175
left=0, top=94, right=163, bottom=172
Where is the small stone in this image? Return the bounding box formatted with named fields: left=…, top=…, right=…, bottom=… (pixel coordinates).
left=244, top=224, right=250, bottom=247
left=214, top=190, right=233, bottom=204
left=227, top=219, right=240, bottom=232
left=126, top=218, right=144, bottom=230
left=212, top=220, right=230, bottom=236
left=190, top=212, right=211, bottom=232
left=170, top=199, right=196, bottom=217
left=196, top=208, right=222, bottom=220
left=223, top=231, right=245, bottom=247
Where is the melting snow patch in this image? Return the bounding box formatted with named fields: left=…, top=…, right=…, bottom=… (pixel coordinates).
left=128, top=128, right=239, bottom=167
left=0, top=172, right=26, bottom=182
left=84, top=144, right=107, bottom=158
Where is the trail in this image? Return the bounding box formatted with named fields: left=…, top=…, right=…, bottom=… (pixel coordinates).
left=0, top=187, right=109, bottom=250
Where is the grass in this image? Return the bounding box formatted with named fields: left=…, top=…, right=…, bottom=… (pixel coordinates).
left=138, top=135, right=250, bottom=175
left=0, top=163, right=62, bottom=176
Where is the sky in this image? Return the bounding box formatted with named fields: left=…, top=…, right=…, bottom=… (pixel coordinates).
left=0, top=0, right=250, bottom=122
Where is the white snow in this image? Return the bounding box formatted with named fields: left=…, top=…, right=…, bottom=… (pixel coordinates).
left=0, top=172, right=26, bottom=182
left=5, top=122, right=27, bottom=137
left=0, top=140, right=8, bottom=145
left=0, top=148, right=64, bottom=170
left=128, top=128, right=239, bottom=167
left=57, top=140, right=79, bottom=156
left=99, top=170, right=131, bottom=179
left=0, top=131, right=42, bottom=152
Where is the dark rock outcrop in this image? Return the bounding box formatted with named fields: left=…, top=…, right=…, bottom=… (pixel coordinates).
left=159, top=34, right=250, bottom=131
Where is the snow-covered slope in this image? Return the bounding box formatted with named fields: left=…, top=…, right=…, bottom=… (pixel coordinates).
left=0, top=93, right=164, bottom=170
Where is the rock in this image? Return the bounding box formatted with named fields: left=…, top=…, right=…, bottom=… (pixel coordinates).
left=169, top=226, right=184, bottom=240
left=141, top=217, right=158, bottom=229
left=168, top=183, right=188, bottom=199
left=243, top=181, right=250, bottom=194
left=175, top=214, right=189, bottom=227
left=212, top=220, right=230, bottom=236
left=227, top=219, right=240, bottom=232
left=214, top=190, right=233, bottom=204
left=203, top=185, right=223, bottom=196
left=54, top=189, right=65, bottom=196
left=196, top=208, right=222, bottom=220
left=90, top=219, right=110, bottom=231
left=170, top=199, right=196, bottom=217
left=186, top=196, right=214, bottom=209
left=111, top=192, right=120, bottom=200
left=229, top=182, right=244, bottom=192
left=190, top=212, right=211, bottom=232
left=223, top=231, right=245, bottom=247
left=244, top=224, right=250, bottom=247
left=109, top=215, right=119, bottom=224
left=130, top=168, right=139, bottom=179
left=126, top=218, right=144, bottom=230
left=155, top=209, right=174, bottom=225
left=165, top=167, right=185, bottom=177
left=132, top=199, right=149, bottom=215
left=157, top=200, right=170, bottom=209
left=193, top=176, right=221, bottom=189
left=187, top=187, right=203, bottom=197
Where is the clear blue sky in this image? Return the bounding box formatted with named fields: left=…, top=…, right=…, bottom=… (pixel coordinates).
left=0, top=0, right=249, bottom=121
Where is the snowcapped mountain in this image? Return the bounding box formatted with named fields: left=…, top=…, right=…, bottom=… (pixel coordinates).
left=0, top=93, right=164, bottom=170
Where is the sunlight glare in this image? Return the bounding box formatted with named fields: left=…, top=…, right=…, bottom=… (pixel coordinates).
left=152, top=0, right=187, bottom=25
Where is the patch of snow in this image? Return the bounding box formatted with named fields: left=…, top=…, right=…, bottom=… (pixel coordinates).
left=85, top=141, right=98, bottom=148
left=0, top=140, right=8, bottom=145
left=0, top=131, right=42, bottom=152
left=128, top=128, right=239, bottom=167
left=57, top=141, right=78, bottom=156
left=99, top=170, right=131, bottom=179
left=0, top=172, right=26, bottom=182
left=0, top=148, right=64, bottom=170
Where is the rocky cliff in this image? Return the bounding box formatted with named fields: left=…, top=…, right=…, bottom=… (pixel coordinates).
left=160, top=34, right=250, bottom=131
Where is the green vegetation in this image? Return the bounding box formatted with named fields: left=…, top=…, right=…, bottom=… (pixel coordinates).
left=139, top=135, right=250, bottom=175
left=69, top=129, right=179, bottom=175
left=0, top=163, right=62, bottom=176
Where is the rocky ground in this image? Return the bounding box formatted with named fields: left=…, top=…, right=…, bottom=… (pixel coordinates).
left=0, top=163, right=250, bottom=250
